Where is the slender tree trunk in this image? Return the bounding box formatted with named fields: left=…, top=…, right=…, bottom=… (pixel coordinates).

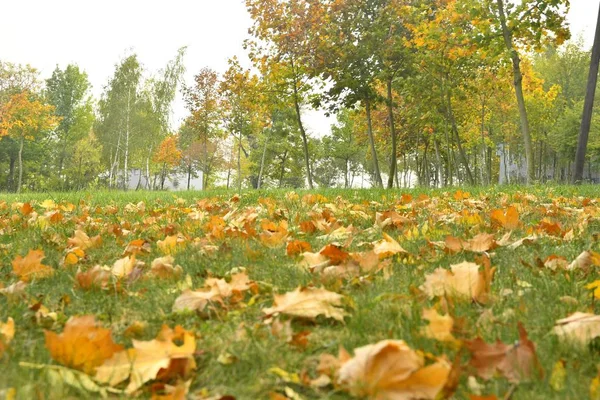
left=446, top=90, right=474, bottom=185
left=290, top=59, right=313, bottom=189
left=187, top=163, right=192, bottom=190
left=17, top=136, right=24, bottom=193
left=123, top=87, right=131, bottom=190
left=574, top=4, right=600, bottom=183
left=145, top=145, right=153, bottom=190
left=7, top=154, right=15, bottom=192
left=257, top=135, right=268, bottom=189
left=386, top=78, right=398, bottom=189
left=237, top=130, right=242, bottom=192
left=497, top=0, right=534, bottom=184
left=279, top=150, right=288, bottom=188
left=434, top=138, right=443, bottom=187
left=480, top=99, right=487, bottom=185
left=365, top=95, right=383, bottom=187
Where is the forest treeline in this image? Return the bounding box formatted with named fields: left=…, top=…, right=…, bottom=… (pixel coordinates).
left=0, top=0, right=597, bottom=192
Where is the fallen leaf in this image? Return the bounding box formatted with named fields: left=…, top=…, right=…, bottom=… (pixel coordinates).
left=337, top=339, right=450, bottom=400
left=420, top=309, right=456, bottom=343
left=286, top=240, right=311, bottom=257
left=549, top=360, right=566, bottom=392
left=95, top=325, right=196, bottom=394
left=149, top=256, right=183, bottom=279
left=44, top=315, right=123, bottom=375
left=12, top=249, right=54, bottom=282
left=262, top=287, right=346, bottom=322
left=421, top=262, right=493, bottom=302
left=465, top=323, right=542, bottom=383
left=490, top=206, right=520, bottom=230
left=373, top=233, right=407, bottom=258
left=76, top=266, right=111, bottom=290
left=68, top=229, right=102, bottom=250
left=553, top=312, right=600, bottom=345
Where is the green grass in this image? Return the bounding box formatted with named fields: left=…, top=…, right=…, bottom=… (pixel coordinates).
left=1, top=185, right=600, bottom=399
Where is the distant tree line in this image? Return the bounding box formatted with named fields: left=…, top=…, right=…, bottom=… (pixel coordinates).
left=2, top=0, right=599, bottom=192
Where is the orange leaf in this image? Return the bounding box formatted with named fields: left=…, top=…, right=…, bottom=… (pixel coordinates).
left=12, top=249, right=54, bottom=282
left=44, top=315, right=123, bottom=375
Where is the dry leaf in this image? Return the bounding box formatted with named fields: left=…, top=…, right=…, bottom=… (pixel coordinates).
left=150, top=256, right=183, bottom=279
left=262, top=287, right=346, bottom=322
left=95, top=325, right=196, bottom=394
left=465, top=323, right=542, bottom=383
left=44, top=315, right=123, bottom=375
left=337, top=339, right=450, bottom=400
left=12, top=249, right=54, bottom=282
left=421, top=262, right=491, bottom=302
left=68, top=229, right=102, bottom=250
left=420, top=309, right=456, bottom=343
left=553, top=312, right=600, bottom=345
left=76, top=266, right=111, bottom=290
left=373, top=233, right=407, bottom=258
left=111, top=255, right=138, bottom=278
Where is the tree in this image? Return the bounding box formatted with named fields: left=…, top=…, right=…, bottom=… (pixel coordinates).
left=574, top=4, right=600, bottom=183
left=153, top=135, right=182, bottom=190
left=96, top=54, right=142, bottom=189
left=45, top=64, right=94, bottom=188
left=0, top=91, right=59, bottom=192
left=484, top=0, right=570, bottom=184
left=246, top=0, right=324, bottom=189
left=183, top=67, right=222, bottom=189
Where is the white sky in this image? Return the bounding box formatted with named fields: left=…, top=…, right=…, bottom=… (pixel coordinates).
left=0, top=0, right=597, bottom=136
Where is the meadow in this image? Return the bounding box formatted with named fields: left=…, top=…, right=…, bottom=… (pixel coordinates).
left=1, top=186, right=600, bottom=399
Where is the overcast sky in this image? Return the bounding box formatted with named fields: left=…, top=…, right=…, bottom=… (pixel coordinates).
left=0, top=0, right=598, bottom=135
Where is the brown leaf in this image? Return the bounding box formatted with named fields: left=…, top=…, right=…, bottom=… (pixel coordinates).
left=75, top=266, right=111, bottom=290
left=465, top=323, right=542, bottom=383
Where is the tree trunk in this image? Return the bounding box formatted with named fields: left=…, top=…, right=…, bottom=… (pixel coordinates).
left=7, top=154, right=15, bottom=192
left=187, top=163, right=192, bottom=190
left=574, top=4, right=600, bottom=183
left=497, top=0, right=534, bottom=184
left=279, top=150, right=288, bottom=188
left=365, top=95, right=383, bottom=187
left=237, top=130, right=242, bottom=192
left=123, top=87, right=131, bottom=190
left=447, top=91, right=474, bottom=185
left=386, top=78, right=398, bottom=189
left=17, top=136, right=24, bottom=193
left=290, top=59, right=313, bottom=189
left=480, top=99, right=487, bottom=185
left=257, top=135, right=268, bottom=189
left=434, top=138, right=443, bottom=187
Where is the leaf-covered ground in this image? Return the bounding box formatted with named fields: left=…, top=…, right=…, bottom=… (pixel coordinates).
left=2, top=187, right=600, bottom=400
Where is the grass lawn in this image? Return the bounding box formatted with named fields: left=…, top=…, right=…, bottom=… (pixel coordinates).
left=1, top=185, right=600, bottom=399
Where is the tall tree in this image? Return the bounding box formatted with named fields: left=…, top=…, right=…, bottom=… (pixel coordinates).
left=574, top=4, right=600, bottom=184
left=96, top=55, right=142, bottom=188
left=246, top=0, right=323, bottom=189
left=183, top=67, right=222, bottom=189
left=45, top=64, right=94, bottom=187
left=484, top=0, right=570, bottom=184
left=0, top=91, right=58, bottom=192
